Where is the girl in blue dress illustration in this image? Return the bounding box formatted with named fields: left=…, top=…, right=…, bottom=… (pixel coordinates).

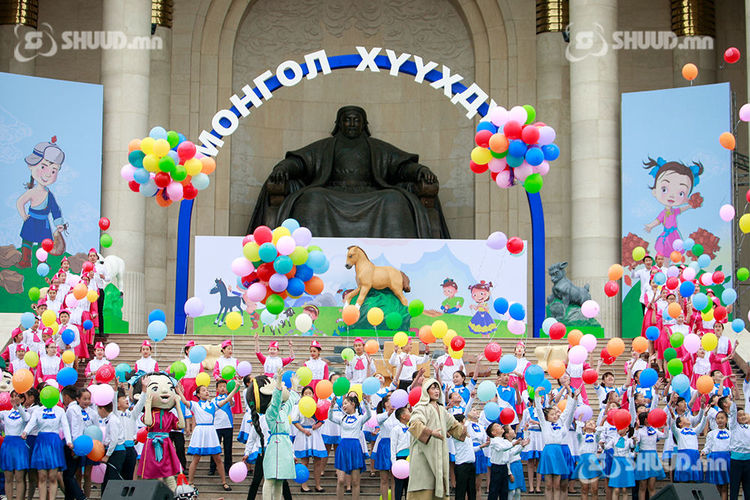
left=467, top=280, right=496, bottom=336
left=15, top=137, right=66, bottom=268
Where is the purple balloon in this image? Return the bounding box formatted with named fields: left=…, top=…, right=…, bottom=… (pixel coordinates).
left=390, top=389, right=408, bottom=409
left=292, top=227, right=312, bottom=246
left=268, top=273, right=289, bottom=293
left=537, top=125, right=556, bottom=145
left=237, top=361, right=253, bottom=377
left=183, top=297, right=204, bottom=317
left=247, top=282, right=267, bottom=302
left=486, top=231, right=508, bottom=250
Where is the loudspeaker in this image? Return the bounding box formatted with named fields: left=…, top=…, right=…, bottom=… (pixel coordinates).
left=101, top=480, right=174, bottom=500
left=652, top=483, right=721, bottom=500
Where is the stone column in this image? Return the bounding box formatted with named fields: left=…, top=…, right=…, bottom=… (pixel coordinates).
left=101, top=0, right=151, bottom=333
left=569, top=0, right=619, bottom=337
left=0, top=0, right=38, bottom=75
left=671, top=0, right=716, bottom=86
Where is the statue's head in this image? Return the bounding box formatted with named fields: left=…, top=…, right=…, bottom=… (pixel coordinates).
left=332, top=106, right=371, bottom=138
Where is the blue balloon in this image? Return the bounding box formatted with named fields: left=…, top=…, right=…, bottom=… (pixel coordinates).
left=20, top=312, right=35, bottom=329
left=189, top=345, right=207, bottom=363
left=477, top=380, right=496, bottom=402
left=73, top=435, right=94, bottom=456
left=362, top=377, right=381, bottom=396
left=307, top=251, right=327, bottom=273
left=525, top=147, right=544, bottom=166
left=639, top=368, right=658, bottom=388
left=149, top=126, right=168, bottom=140
left=541, top=144, right=560, bottom=161
left=697, top=254, right=711, bottom=269
left=733, top=319, right=746, bottom=333
left=133, top=168, right=150, bottom=184
left=167, top=150, right=179, bottom=163
left=722, top=288, right=737, bottom=306
left=57, top=366, right=78, bottom=387
left=652, top=272, right=666, bottom=285
left=524, top=364, right=544, bottom=388
left=177, top=133, right=187, bottom=145
left=493, top=297, right=509, bottom=315
left=147, top=320, right=168, bottom=342
left=508, top=139, right=527, bottom=158
left=115, top=363, right=131, bottom=382
left=541, top=317, right=557, bottom=334
left=536, top=378, right=552, bottom=396
left=36, top=263, right=49, bottom=277
left=671, top=374, right=690, bottom=394
left=506, top=155, right=524, bottom=168
left=286, top=277, right=305, bottom=297
left=295, top=264, right=314, bottom=282
left=679, top=281, right=695, bottom=297
left=273, top=255, right=294, bottom=275
left=258, top=242, right=278, bottom=263
left=692, top=293, right=708, bottom=311
left=148, top=309, right=166, bottom=323
left=281, top=218, right=300, bottom=232
left=683, top=238, right=695, bottom=251
left=484, top=402, right=500, bottom=422
left=645, top=326, right=660, bottom=341
left=282, top=370, right=294, bottom=389
left=83, top=425, right=103, bottom=441
left=294, top=463, right=310, bottom=484
left=83, top=320, right=93, bottom=330
left=476, top=122, right=498, bottom=134
left=61, top=329, right=75, bottom=345
left=128, top=150, right=145, bottom=168
left=499, top=354, right=518, bottom=374
left=508, top=303, right=525, bottom=321
left=316, top=259, right=330, bottom=274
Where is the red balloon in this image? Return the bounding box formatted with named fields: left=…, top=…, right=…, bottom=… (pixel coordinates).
left=183, top=184, right=198, bottom=200
left=582, top=369, right=598, bottom=385
left=724, top=47, right=741, bottom=64
left=490, top=171, right=499, bottom=182
left=155, top=172, right=171, bottom=188
left=96, top=364, right=115, bottom=384
left=253, top=226, right=273, bottom=245
left=712, top=271, right=725, bottom=284
left=81, top=261, right=94, bottom=274
left=549, top=322, right=566, bottom=340
left=714, top=306, right=728, bottom=322
left=41, top=239, right=54, bottom=252
left=506, top=237, right=524, bottom=254
left=666, top=277, right=679, bottom=290
left=746, top=189, right=750, bottom=204
left=128, top=180, right=140, bottom=193
left=600, top=348, right=615, bottom=365
left=0, top=393, right=10, bottom=411
left=606, top=409, right=616, bottom=426
left=315, top=400, right=330, bottom=420
left=408, top=387, right=421, bottom=407
left=604, top=280, right=619, bottom=297
left=136, top=427, right=148, bottom=443
left=257, top=262, right=275, bottom=282
left=613, top=409, right=631, bottom=430
left=503, top=121, right=522, bottom=140
left=98, top=217, right=110, bottom=231
left=475, top=130, right=493, bottom=148
left=647, top=408, right=667, bottom=428
left=500, top=407, right=515, bottom=425
left=520, top=125, right=540, bottom=145
left=450, top=336, right=466, bottom=351
left=484, top=342, right=502, bottom=362
left=470, top=161, right=488, bottom=174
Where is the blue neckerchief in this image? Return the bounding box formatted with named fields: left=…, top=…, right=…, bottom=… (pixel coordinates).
left=343, top=415, right=357, bottom=424
left=8, top=410, right=20, bottom=420
left=471, top=423, right=481, bottom=432
left=551, top=423, right=561, bottom=431
left=616, top=437, right=626, bottom=448
left=529, top=407, right=539, bottom=422
left=647, top=427, right=657, bottom=436
left=451, top=385, right=471, bottom=404
left=584, top=434, right=595, bottom=443
left=717, top=430, right=730, bottom=440
left=42, top=409, right=55, bottom=420
left=681, top=428, right=696, bottom=436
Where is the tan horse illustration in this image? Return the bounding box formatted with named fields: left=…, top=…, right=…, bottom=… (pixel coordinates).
left=344, top=246, right=411, bottom=306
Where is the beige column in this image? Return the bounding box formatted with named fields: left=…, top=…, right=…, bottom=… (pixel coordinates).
left=671, top=0, right=716, bottom=86
left=101, top=0, right=151, bottom=333
left=569, top=0, right=619, bottom=338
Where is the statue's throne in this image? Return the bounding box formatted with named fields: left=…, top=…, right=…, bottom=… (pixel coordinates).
left=262, top=178, right=443, bottom=238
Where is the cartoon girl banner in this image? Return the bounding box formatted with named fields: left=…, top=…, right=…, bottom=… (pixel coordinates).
left=620, top=83, right=732, bottom=337
left=0, top=73, right=103, bottom=312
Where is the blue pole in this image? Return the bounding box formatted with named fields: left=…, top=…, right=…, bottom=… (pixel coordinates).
left=174, top=199, right=194, bottom=334
left=526, top=192, right=546, bottom=338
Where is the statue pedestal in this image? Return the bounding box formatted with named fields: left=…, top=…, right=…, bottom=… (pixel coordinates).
left=347, top=288, right=410, bottom=332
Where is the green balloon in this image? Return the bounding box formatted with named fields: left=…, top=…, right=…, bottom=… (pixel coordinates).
left=28, top=287, right=40, bottom=302
left=170, top=361, right=187, bottom=380
left=663, top=347, right=677, bottom=362
left=333, top=377, right=351, bottom=397
left=670, top=332, right=684, bottom=349
left=408, top=300, right=424, bottom=317
left=227, top=380, right=236, bottom=393
left=524, top=173, right=543, bottom=194
left=385, top=312, right=402, bottom=330
left=167, top=130, right=180, bottom=148
left=221, top=365, right=236, bottom=381
left=266, top=294, right=284, bottom=314
left=667, top=358, right=683, bottom=376
left=341, top=348, right=354, bottom=361
left=523, top=104, right=536, bottom=124
left=40, top=385, right=60, bottom=409
left=738, top=267, right=749, bottom=281
left=158, top=156, right=175, bottom=173
left=172, top=164, right=187, bottom=182
left=703, top=300, right=713, bottom=313
left=692, top=244, right=704, bottom=257
left=527, top=387, right=535, bottom=399
left=100, top=233, right=113, bottom=248
left=307, top=245, right=322, bottom=253
left=490, top=150, right=507, bottom=159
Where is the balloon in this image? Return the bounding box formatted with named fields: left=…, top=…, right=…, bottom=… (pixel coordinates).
left=450, top=336, right=466, bottom=352
left=41, top=309, right=56, bottom=327
left=333, top=377, right=350, bottom=397
left=682, top=333, right=700, bottom=354
left=666, top=302, right=682, bottom=319
left=41, top=238, right=54, bottom=252
left=361, top=339, right=378, bottom=355
left=500, top=408, right=515, bottom=425
left=484, top=343, right=502, bottom=362
left=115, top=363, right=131, bottom=382
left=679, top=280, right=695, bottom=298
left=604, top=280, right=619, bottom=297
left=508, top=303, right=525, bottom=321
left=362, top=377, right=381, bottom=396
left=40, top=386, right=60, bottom=409
left=20, top=312, right=35, bottom=329
left=667, top=358, right=683, bottom=376
left=499, top=354, right=518, bottom=374
left=681, top=63, right=698, bottom=81
left=632, top=246, right=646, bottom=261
left=61, top=329, right=75, bottom=345
left=614, top=409, right=631, bottom=430
left=442, top=329, right=456, bottom=347
left=647, top=408, right=667, bottom=428
left=392, top=459, right=410, bottom=480
left=229, top=461, right=248, bottom=483
left=96, top=365, right=115, bottom=384
left=393, top=331, right=408, bottom=348
left=73, top=435, right=94, bottom=457
left=294, top=463, right=310, bottom=484
left=486, top=231, right=508, bottom=249
left=266, top=295, right=285, bottom=315
left=580, top=334, right=597, bottom=353
left=547, top=360, right=565, bottom=379
left=27, top=287, right=40, bottom=302
left=639, top=368, right=658, bottom=388
left=733, top=319, right=746, bottom=333
left=720, top=132, right=736, bottom=150
left=61, top=350, right=75, bottom=365
left=722, top=288, right=737, bottom=305
left=568, top=329, right=583, bottom=346
left=549, top=322, right=566, bottom=340
left=607, top=338, right=625, bottom=358
left=189, top=345, right=207, bottom=364
left=418, top=326, right=435, bottom=344
left=35, top=248, right=48, bottom=262
left=390, top=389, right=408, bottom=409
left=720, top=204, right=736, bottom=221
left=600, top=348, right=615, bottom=365
left=725, top=47, right=741, bottom=63
left=692, top=293, right=708, bottom=311
left=83, top=425, right=103, bottom=442
left=408, top=387, right=422, bottom=406
left=147, top=320, right=168, bottom=342
left=23, top=351, right=38, bottom=368
left=568, top=345, right=587, bottom=365
left=385, top=312, right=402, bottom=330
left=507, top=237, right=524, bottom=254
left=702, top=333, right=718, bottom=351
left=541, top=317, right=556, bottom=334
left=315, top=380, right=332, bottom=399
left=367, top=307, right=384, bottom=326
left=670, top=332, right=684, bottom=349
left=196, top=372, right=210, bottom=387
left=294, top=366, right=312, bottom=387
left=580, top=300, right=600, bottom=319
left=739, top=267, right=750, bottom=281
left=315, top=399, right=330, bottom=420
left=484, top=402, right=500, bottom=422
left=12, top=368, right=33, bottom=393
left=525, top=364, right=544, bottom=388
left=341, top=305, right=360, bottom=326
left=473, top=380, right=495, bottom=402
left=582, top=369, right=598, bottom=385
left=169, top=361, right=187, bottom=380
left=492, top=298, right=509, bottom=315
left=697, top=375, right=714, bottom=394
left=221, top=365, right=236, bottom=381
left=92, top=384, right=115, bottom=406
left=671, top=374, right=690, bottom=394
left=299, top=396, right=316, bottom=418
left=645, top=326, right=660, bottom=341
left=294, top=313, right=312, bottom=333
left=340, top=348, right=354, bottom=362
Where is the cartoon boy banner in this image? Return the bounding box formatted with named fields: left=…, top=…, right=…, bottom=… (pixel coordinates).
left=620, top=83, right=732, bottom=337
left=193, top=236, right=528, bottom=337
left=0, top=73, right=103, bottom=312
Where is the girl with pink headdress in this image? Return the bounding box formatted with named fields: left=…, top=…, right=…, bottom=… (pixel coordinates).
left=135, top=340, right=159, bottom=373
left=508, top=341, right=530, bottom=414
left=254, top=332, right=295, bottom=377
left=213, top=340, right=243, bottom=413
left=36, top=339, right=62, bottom=385
left=84, top=342, right=110, bottom=382
left=709, top=322, right=734, bottom=388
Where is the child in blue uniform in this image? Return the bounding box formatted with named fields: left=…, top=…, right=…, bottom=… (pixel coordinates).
left=634, top=412, right=666, bottom=499
left=535, top=386, right=579, bottom=498
left=574, top=419, right=603, bottom=500
left=1, top=391, right=29, bottom=500
left=702, top=410, right=730, bottom=498
left=606, top=427, right=636, bottom=500
left=669, top=403, right=707, bottom=483
left=22, top=400, right=72, bottom=500
left=329, top=393, right=372, bottom=499
left=291, top=385, right=327, bottom=493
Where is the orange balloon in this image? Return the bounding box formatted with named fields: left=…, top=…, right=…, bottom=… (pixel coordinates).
left=155, top=193, right=172, bottom=207
left=365, top=339, right=379, bottom=355
left=682, top=63, right=698, bottom=81
left=201, top=157, right=216, bottom=174
left=128, top=138, right=141, bottom=153
left=418, top=325, right=435, bottom=344
left=607, top=264, right=624, bottom=281
left=315, top=380, right=333, bottom=399
left=557, top=399, right=567, bottom=411
left=670, top=251, right=682, bottom=263
left=568, top=329, right=583, bottom=346
left=607, top=338, right=625, bottom=358
left=342, top=305, right=360, bottom=326
left=12, top=368, right=33, bottom=394
left=720, top=132, right=736, bottom=150
left=667, top=302, right=682, bottom=319
left=548, top=359, right=566, bottom=379
left=73, top=283, right=87, bottom=300
left=632, top=336, right=649, bottom=354
left=304, top=276, right=324, bottom=295
left=696, top=374, right=713, bottom=394
left=88, top=440, right=105, bottom=461
left=488, top=133, right=509, bottom=153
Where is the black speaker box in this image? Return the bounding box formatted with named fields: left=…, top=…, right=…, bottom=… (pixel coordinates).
left=652, top=483, right=721, bottom=500
left=101, top=480, right=174, bottom=500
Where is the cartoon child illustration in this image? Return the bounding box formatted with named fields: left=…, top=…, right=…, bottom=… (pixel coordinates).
left=241, top=296, right=260, bottom=329
left=16, top=137, right=66, bottom=268
left=642, top=156, right=703, bottom=257
left=440, top=278, right=464, bottom=314
left=467, top=280, right=496, bottom=336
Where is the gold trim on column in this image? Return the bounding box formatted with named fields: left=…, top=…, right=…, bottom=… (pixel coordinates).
left=0, top=0, right=38, bottom=28
left=151, top=0, right=173, bottom=29
left=671, top=0, right=715, bottom=37
left=536, top=0, right=569, bottom=34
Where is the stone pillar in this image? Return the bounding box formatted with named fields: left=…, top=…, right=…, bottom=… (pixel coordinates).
left=0, top=0, right=38, bottom=75
left=144, top=2, right=173, bottom=322
left=569, top=0, right=619, bottom=337
left=671, top=0, right=716, bottom=86
left=101, top=0, right=151, bottom=333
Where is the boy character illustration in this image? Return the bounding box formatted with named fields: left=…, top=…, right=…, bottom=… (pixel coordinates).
left=467, top=280, right=496, bottom=336
left=440, top=278, right=464, bottom=314
left=16, top=137, right=67, bottom=268
left=242, top=297, right=260, bottom=330
left=642, top=156, right=703, bottom=257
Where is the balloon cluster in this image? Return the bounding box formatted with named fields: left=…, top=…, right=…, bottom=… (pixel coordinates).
left=492, top=298, right=527, bottom=335
left=406, top=320, right=465, bottom=359
left=122, top=126, right=216, bottom=206
left=231, top=219, right=327, bottom=321
left=486, top=231, right=525, bottom=255
left=469, top=105, right=560, bottom=193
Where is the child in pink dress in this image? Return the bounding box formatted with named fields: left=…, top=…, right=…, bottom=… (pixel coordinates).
left=254, top=333, right=294, bottom=377
left=709, top=322, right=733, bottom=388
left=212, top=340, right=243, bottom=414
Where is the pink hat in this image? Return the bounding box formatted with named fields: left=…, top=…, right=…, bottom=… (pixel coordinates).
left=268, top=341, right=279, bottom=349
left=61, top=257, right=69, bottom=263
left=41, top=327, right=53, bottom=336
left=310, top=340, right=322, bottom=349
left=88, top=248, right=98, bottom=255
left=221, top=340, right=232, bottom=349
left=16, top=344, right=28, bottom=353
left=185, top=340, right=195, bottom=348
left=141, top=340, right=152, bottom=348
left=58, top=309, right=70, bottom=315
left=94, top=342, right=104, bottom=350
left=49, top=285, right=58, bottom=291
left=353, top=337, right=364, bottom=344
left=11, top=327, right=22, bottom=338
left=516, top=341, right=525, bottom=348
left=37, top=298, right=47, bottom=306
left=45, top=338, right=55, bottom=347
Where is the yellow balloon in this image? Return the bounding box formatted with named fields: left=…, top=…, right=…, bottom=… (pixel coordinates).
left=153, top=138, right=171, bottom=157
left=296, top=366, right=312, bottom=386
left=87, top=290, right=98, bottom=303
left=702, top=333, right=718, bottom=351
left=49, top=322, right=59, bottom=335
left=443, top=329, right=457, bottom=348
left=393, top=331, right=408, bottom=348
left=196, top=372, right=210, bottom=387
left=299, top=396, right=316, bottom=418
left=61, top=350, right=75, bottom=364
left=272, top=227, right=291, bottom=245
left=632, top=246, right=646, bottom=261
left=243, top=242, right=260, bottom=262
left=740, top=214, right=750, bottom=234
left=184, top=158, right=202, bottom=176
left=350, top=384, right=362, bottom=401
left=226, top=311, right=242, bottom=331
left=470, top=146, right=492, bottom=165
left=140, top=137, right=155, bottom=155
left=449, top=347, right=464, bottom=359
left=41, top=309, right=56, bottom=327
left=702, top=309, right=714, bottom=322
left=24, top=351, right=39, bottom=368
left=143, top=154, right=159, bottom=172
left=431, top=320, right=448, bottom=339
left=367, top=307, right=384, bottom=326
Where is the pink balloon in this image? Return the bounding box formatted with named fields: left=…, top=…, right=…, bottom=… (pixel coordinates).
left=104, top=343, right=120, bottom=360
left=672, top=239, right=684, bottom=252
left=495, top=169, right=513, bottom=188
left=740, top=103, right=750, bottom=122
left=276, top=235, right=296, bottom=256
left=513, top=162, right=533, bottom=182
left=682, top=267, right=696, bottom=281
left=666, top=266, right=679, bottom=278
left=700, top=273, right=713, bottom=286
left=537, top=126, right=556, bottom=145
left=366, top=414, right=379, bottom=428
left=231, top=257, right=254, bottom=276
left=91, top=464, right=106, bottom=484
left=580, top=334, right=597, bottom=353
left=166, top=182, right=183, bottom=201
left=247, top=282, right=267, bottom=302
left=35, top=248, right=48, bottom=262
left=120, top=164, right=136, bottom=181
left=92, top=384, right=114, bottom=406
left=242, top=234, right=254, bottom=246
left=719, top=204, right=735, bottom=222
left=581, top=300, right=600, bottom=319
left=683, top=333, right=700, bottom=354
left=533, top=160, right=550, bottom=176
left=574, top=404, right=593, bottom=421
left=508, top=106, right=527, bottom=124
left=65, top=294, right=78, bottom=308
left=488, top=158, right=507, bottom=173
left=507, top=319, right=525, bottom=335
left=392, top=459, right=410, bottom=479
left=489, top=106, right=509, bottom=127
left=228, top=461, right=248, bottom=483
left=568, top=345, right=587, bottom=364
